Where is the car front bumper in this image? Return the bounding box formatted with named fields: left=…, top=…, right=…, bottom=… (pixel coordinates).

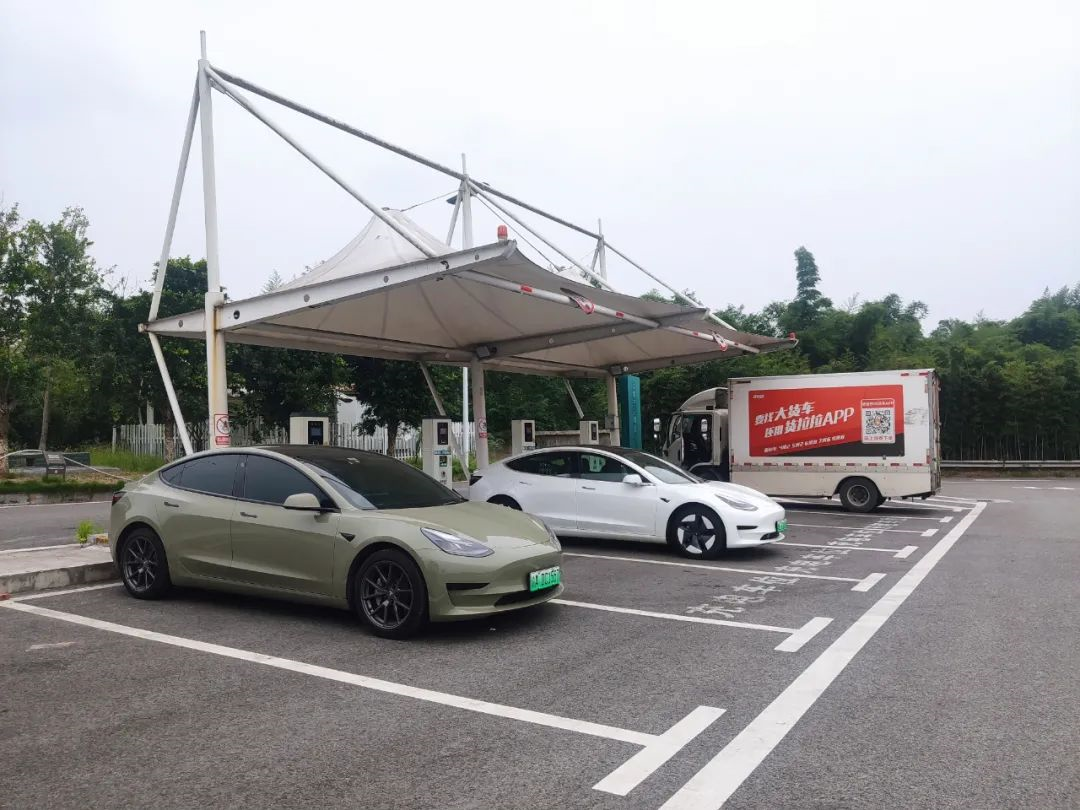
left=726, top=505, right=787, bottom=549
left=417, top=544, right=564, bottom=622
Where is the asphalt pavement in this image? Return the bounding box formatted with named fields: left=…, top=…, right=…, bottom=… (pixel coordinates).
left=0, top=481, right=1076, bottom=809
left=0, top=501, right=110, bottom=550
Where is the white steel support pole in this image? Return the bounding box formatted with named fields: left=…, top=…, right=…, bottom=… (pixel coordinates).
left=564, top=379, right=585, bottom=420
left=470, top=357, right=488, bottom=469
left=148, top=333, right=194, bottom=455
left=198, top=32, right=230, bottom=449
left=606, top=373, right=621, bottom=447
left=597, top=218, right=608, bottom=281
left=461, top=154, right=474, bottom=463
left=150, top=79, right=199, bottom=322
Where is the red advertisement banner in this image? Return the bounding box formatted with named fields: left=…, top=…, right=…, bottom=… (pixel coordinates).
left=747, top=385, right=905, bottom=457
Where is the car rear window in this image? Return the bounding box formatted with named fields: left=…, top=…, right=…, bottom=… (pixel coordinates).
left=506, top=452, right=575, bottom=477
left=163, top=454, right=240, bottom=497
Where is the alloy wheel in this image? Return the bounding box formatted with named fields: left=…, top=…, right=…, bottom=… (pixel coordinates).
left=122, top=535, right=159, bottom=594
left=675, top=511, right=718, bottom=555
left=359, top=560, right=415, bottom=630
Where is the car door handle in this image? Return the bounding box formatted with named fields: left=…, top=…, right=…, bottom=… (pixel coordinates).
left=581, top=486, right=596, bottom=491
left=163, top=501, right=180, bottom=508
left=240, top=511, right=257, bottom=518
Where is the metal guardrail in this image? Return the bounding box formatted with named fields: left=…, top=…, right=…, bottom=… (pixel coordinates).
left=943, top=460, right=1080, bottom=470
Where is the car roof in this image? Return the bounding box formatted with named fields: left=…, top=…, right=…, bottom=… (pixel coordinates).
left=256, top=445, right=398, bottom=463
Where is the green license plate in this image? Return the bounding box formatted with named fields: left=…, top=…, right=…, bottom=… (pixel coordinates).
left=776, top=520, right=788, bottom=533
left=529, top=566, right=561, bottom=592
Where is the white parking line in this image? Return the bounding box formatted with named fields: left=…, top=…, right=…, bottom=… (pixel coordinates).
left=884, top=501, right=964, bottom=513
left=851, top=573, right=886, bottom=593
left=920, top=528, right=939, bottom=538
left=774, top=617, right=833, bottom=653
left=554, top=600, right=833, bottom=655
left=11, top=582, right=121, bottom=601
left=563, top=552, right=872, bottom=587
left=0, top=598, right=723, bottom=795
left=552, top=599, right=796, bottom=634
left=775, top=541, right=918, bottom=559
left=659, top=501, right=986, bottom=810
left=594, top=706, right=725, bottom=796
left=787, top=522, right=926, bottom=535
left=782, top=508, right=946, bottom=523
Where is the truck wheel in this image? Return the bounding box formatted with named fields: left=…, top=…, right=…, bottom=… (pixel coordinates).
left=839, top=478, right=880, bottom=513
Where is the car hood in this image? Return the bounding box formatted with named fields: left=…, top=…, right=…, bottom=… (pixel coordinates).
left=368, top=501, right=553, bottom=550
left=696, top=480, right=779, bottom=508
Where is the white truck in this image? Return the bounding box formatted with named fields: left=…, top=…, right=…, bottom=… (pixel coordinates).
left=660, top=369, right=942, bottom=512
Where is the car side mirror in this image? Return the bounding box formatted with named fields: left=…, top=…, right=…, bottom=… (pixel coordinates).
left=622, top=473, right=646, bottom=486
left=283, top=492, right=323, bottom=511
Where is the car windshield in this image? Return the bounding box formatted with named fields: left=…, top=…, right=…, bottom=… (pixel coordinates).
left=296, top=454, right=465, bottom=510
left=607, top=448, right=701, bottom=484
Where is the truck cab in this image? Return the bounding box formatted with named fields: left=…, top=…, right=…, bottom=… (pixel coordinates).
left=662, top=387, right=731, bottom=481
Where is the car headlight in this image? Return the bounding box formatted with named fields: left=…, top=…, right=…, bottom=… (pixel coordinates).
left=530, top=517, right=561, bottom=550
left=714, top=493, right=758, bottom=511
left=421, top=528, right=494, bottom=558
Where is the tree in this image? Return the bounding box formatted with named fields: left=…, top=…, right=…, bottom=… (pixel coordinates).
left=346, top=358, right=459, bottom=456
left=0, top=204, right=31, bottom=472
left=20, top=208, right=105, bottom=450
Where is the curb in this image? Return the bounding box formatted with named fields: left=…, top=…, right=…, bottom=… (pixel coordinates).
left=0, top=560, right=118, bottom=598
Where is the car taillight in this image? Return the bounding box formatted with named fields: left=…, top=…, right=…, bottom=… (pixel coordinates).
left=468, top=474, right=482, bottom=486
left=111, top=491, right=125, bottom=505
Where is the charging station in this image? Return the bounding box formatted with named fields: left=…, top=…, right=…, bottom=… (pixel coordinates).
left=289, top=413, right=329, bottom=445
left=421, top=417, right=453, bottom=485
left=510, top=419, right=536, bottom=455
left=579, top=420, right=599, bottom=445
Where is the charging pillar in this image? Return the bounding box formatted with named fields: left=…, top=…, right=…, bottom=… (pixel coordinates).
left=579, top=420, right=599, bottom=445
left=421, top=417, right=453, bottom=486
left=510, top=420, right=536, bottom=456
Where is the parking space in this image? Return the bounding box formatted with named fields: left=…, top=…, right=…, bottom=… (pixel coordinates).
left=6, top=485, right=1064, bottom=809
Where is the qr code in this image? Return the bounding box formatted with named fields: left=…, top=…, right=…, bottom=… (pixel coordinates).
left=862, top=407, right=894, bottom=443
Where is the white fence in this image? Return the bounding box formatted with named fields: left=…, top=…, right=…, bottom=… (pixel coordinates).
left=115, top=420, right=475, bottom=461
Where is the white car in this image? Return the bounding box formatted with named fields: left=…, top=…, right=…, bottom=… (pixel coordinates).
left=468, top=446, right=786, bottom=559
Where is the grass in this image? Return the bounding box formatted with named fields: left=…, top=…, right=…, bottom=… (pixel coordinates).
left=0, top=477, right=118, bottom=495
left=76, top=519, right=104, bottom=544
left=87, top=446, right=165, bottom=474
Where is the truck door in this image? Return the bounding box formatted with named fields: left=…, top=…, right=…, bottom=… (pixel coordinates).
left=667, top=415, right=685, bottom=467
left=683, top=414, right=712, bottom=469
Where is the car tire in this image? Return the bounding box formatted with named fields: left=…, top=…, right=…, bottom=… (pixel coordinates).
left=118, top=527, right=172, bottom=600
left=839, top=478, right=880, bottom=513
left=353, top=548, right=429, bottom=639
left=667, top=504, right=726, bottom=559
left=488, top=495, right=522, bottom=510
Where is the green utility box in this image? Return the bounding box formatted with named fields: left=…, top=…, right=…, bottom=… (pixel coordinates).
left=616, top=375, right=642, bottom=449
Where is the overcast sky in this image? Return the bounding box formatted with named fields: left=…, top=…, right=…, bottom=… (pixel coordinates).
left=2, top=0, right=1077, bottom=328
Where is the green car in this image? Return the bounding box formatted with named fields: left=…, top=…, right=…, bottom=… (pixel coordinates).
left=110, top=446, right=563, bottom=638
